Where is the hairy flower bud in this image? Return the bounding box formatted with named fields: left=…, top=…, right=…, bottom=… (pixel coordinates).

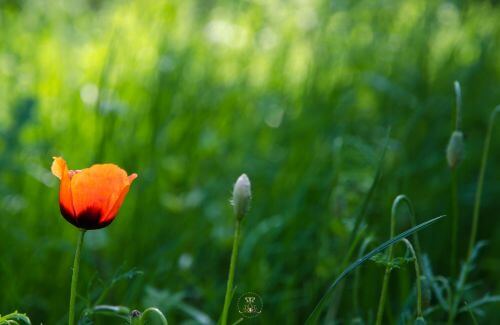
left=231, top=174, right=251, bottom=220
left=446, top=131, right=464, bottom=168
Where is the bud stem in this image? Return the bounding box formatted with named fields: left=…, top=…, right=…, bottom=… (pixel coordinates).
left=69, top=229, right=86, bottom=325
left=449, top=81, right=463, bottom=276
left=453, top=81, right=462, bottom=131
left=375, top=195, right=421, bottom=325
left=450, top=171, right=459, bottom=276
left=221, top=220, right=242, bottom=325
left=402, top=239, right=423, bottom=319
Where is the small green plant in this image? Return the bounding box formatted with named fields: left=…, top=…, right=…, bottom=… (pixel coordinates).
left=375, top=195, right=422, bottom=325
left=306, top=214, right=444, bottom=324
left=220, top=174, right=252, bottom=325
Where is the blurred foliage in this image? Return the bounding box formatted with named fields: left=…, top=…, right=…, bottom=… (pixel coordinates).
left=0, top=0, right=499, bottom=323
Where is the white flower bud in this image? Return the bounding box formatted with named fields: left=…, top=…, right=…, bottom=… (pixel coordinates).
left=231, top=174, right=251, bottom=219
left=446, top=131, right=464, bottom=168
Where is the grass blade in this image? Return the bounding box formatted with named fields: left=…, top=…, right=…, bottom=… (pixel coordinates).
left=305, top=215, right=445, bottom=324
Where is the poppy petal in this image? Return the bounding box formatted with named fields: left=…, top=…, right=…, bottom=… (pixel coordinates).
left=102, top=172, right=137, bottom=222
left=51, top=157, right=76, bottom=218
left=51, top=156, right=66, bottom=180
left=70, top=164, right=130, bottom=226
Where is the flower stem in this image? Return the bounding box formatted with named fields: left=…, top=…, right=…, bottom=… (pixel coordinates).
left=450, top=169, right=459, bottom=276
left=453, top=81, right=462, bottom=130
left=450, top=81, right=462, bottom=276
left=467, top=106, right=500, bottom=258
left=69, top=230, right=86, bottom=325
left=402, top=239, right=422, bottom=318
left=221, top=220, right=242, bottom=325
left=375, top=200, right=396, bottom=325
left=375, top=195, right=420, bottom=325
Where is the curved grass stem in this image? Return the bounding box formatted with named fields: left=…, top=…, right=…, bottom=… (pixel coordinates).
left=69, top=230, right=86, bottom=325
left=221, top=220, right=242, bottom=325
left=402, top=239, right=423, bottom=318
left=375, top=195, right=421, bottom=325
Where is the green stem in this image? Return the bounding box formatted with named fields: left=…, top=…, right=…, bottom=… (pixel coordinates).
left=448, top=106, right=500, bottom=325
left=375, top=268, right=391, bottom=325
left=467, top=106, right=500, bottom=258
left=450, top=80, right=462, bottom=276
left=450, top=170, right=459, bottom=276
left=375, top=195, right=420, bottom=325
left=221, top=220, right=242, bottom=325
left=453, top=81, right=462, bottom=130
left=69, top=230, right=86, bottom=325
left=402, top=239, right=422, bottom=318
left=375, top=198, right=397, bottom=325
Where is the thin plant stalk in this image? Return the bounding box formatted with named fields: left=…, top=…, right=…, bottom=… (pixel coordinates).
left=69, top=230, right=86, bottom=325
left=450, top=81, right=462, bottom=275
left=467, top=106, right=500, bottom=257
left=450, top=170, right=459, bottom=275
left=453, top=81, right=462, bottom=131
left=221, top=220, right=242, bottom=325
left=448, top=106, right=499, bottom=325
left=375, top=260, right=392, bottom=325
left=375, top=195, right=420, bottom=325
left=402, top=239, right=423, bottom=319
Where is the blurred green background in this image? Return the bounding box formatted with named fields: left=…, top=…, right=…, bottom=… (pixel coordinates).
left=1, top=0, right=499, bottom=323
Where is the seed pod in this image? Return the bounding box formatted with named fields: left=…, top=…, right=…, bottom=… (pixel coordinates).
left=415, top=316, right=426, bottom=325
left=231, top=174, right=251, bottom=220
left=446, top=131, right=464, bottom=168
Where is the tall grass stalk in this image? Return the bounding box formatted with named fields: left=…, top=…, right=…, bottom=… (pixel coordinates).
left=450, top=81, right=462, bottom=275
left=450, top=171, right=459, bottom=275
left=375, top=195, right=421, bottom=325
left=69, top=230, right=86, bottom=325
left=306, top=215, right=444, bottom=324
left=447, top=106, right=499, bottom=325
left=221, top=220, right=242, bottom=325
left=467, top=106, right=500, bottom=257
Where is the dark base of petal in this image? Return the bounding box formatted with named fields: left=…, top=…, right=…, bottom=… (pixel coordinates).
left=60, top=205, right=112, bottom=230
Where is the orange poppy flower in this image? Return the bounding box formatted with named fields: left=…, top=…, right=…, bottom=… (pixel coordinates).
left=51, top=157, right=137, bottom=230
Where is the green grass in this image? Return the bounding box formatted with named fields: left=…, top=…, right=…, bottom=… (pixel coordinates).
left=1, top=0, right=500, bottom=324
